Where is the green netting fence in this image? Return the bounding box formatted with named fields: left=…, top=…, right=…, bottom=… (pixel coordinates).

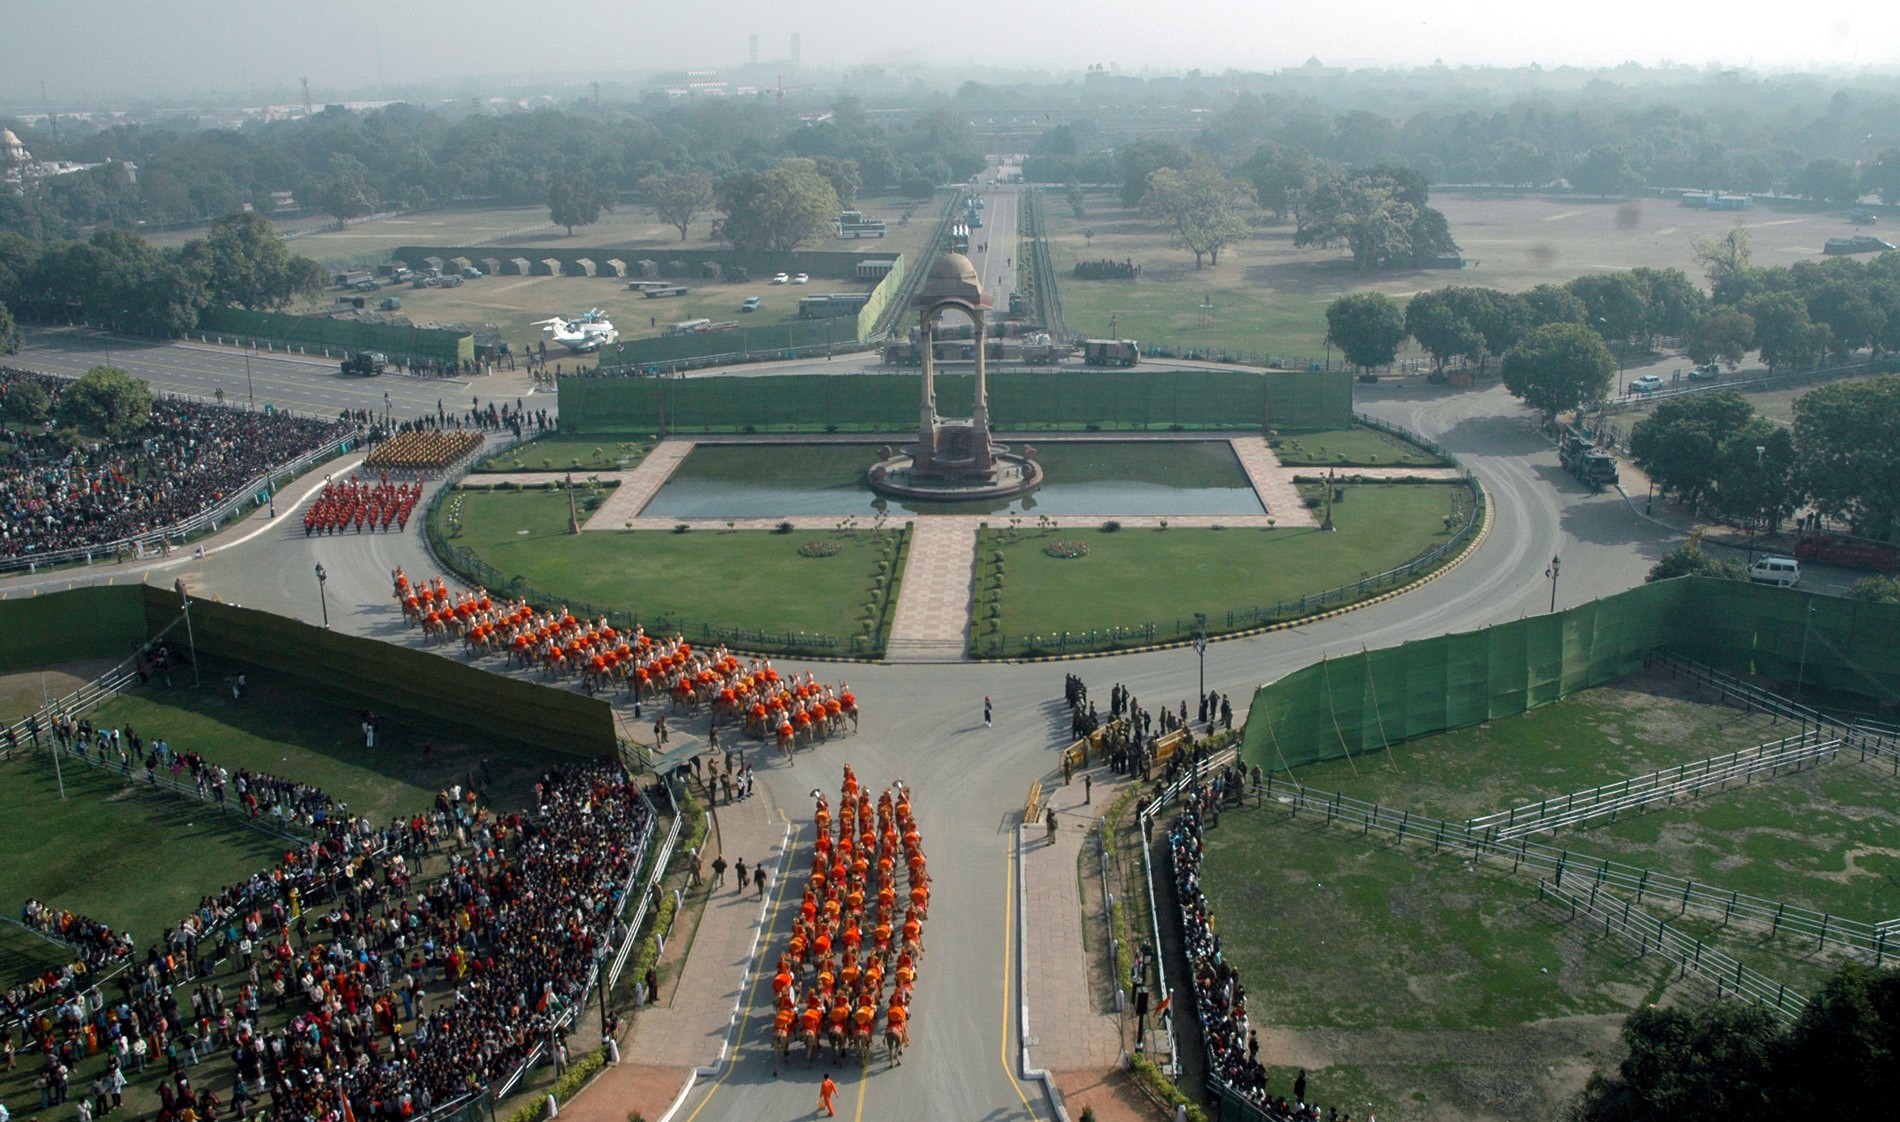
left=1240, top=578, right=1900, bottom=773
left=558, top=367, right=1352, bottom=434
left=0, top=584, right=150, bottom=672
left=197, top=308, right=474, bottom=365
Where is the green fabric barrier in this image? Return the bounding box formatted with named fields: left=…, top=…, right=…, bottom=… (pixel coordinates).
left=1240, top=578, right=1900, bottom=773
left=137, top=586, right=612, bottom=755
left=558, top=368, right=1353, bottom=434
left=198, top=308, right=473, bottom=364
left=0, top=585, right=150, bottom=672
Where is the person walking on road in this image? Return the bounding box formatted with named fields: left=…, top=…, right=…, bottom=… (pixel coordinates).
left=755, top=864, right=769, bottom=898
left=818, top=1073, right=838, bottom=1117
left=984, top=696, right=992, bottom=727
left=712, top=854, right=728, bottom=887
left=734, top=858, right=748, bottom=893
left=1045, top=806, right=1057, bottom=844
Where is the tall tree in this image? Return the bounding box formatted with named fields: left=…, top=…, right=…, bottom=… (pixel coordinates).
left=313, top=154, right=379, bottom=222
left=1298, top=167, right=1459, bottom=270
left=190, top=211, right=321, bottom=311
left=547, top=166, right=614, bottom=237
left=1569, top=147, right=1643, bottom=197
left=57, top=366, right=153, bottom=437
left=1712, top=417, right=1797, bottom=532
left=1744, top=292, right=1829, bottom=372
left=1403, top=289, right=1484, bottom=370
left=0, top=298, right=19, bottom=356
left=1140, top=164, right=1255, bottom=269
left=1114, top=140, right=1193, bottom=208
left=1629, top=392, right=1756, bottom=508
left=1501, top=322, right=1616, bottom=419
left=1324, top=292, right=1406, bottom=372
left=1863, top=149, right=1900, bottom=206
left=1792, top=157, right=1858, bottom=203
left=638, top=169, right=715, bottom=242
left=1522, top=283, right=1590, bottom=327
left=1694, top=224, right=1754, bottom=293
left=1566, top=272, right=1651, bottom=343
left=1242, top=143, right=1326, bottom=223
left=1793, top=374, right=1900, bottom=540
left=715, top=159, right=842, bottom=253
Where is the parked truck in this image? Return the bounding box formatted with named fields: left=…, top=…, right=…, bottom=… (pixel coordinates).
left=1558, top=423, right=1618, bottom=491
left=340, top=351, right=387, bottom=377
left=1794, top=534, right=1897, bottom=573
left=1081, top=339, right=1140, bottom=367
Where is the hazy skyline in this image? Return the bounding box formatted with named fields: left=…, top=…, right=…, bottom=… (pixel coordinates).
left=4, top=0, right=1899, bottom=105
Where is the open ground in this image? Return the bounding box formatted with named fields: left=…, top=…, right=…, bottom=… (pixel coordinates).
left=1047, top=192, right=1875, bottom=362
left=1203, top=667, right=1888, bottom=1120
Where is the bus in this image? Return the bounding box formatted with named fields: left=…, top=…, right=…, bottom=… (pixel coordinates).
left=949, top=223, right=970, bottom=253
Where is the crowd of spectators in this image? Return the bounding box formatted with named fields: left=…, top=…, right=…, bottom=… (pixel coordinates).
left=10, top=759, right=652, bottom=1122
left=0, top=368, right=351, bottom=561
left=18, top=901, right=134, bottom=970
left=1169, top=781, right=1373, bottom=1122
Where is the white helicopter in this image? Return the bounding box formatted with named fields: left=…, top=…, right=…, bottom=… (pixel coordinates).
left=534, top=309, right=620, bottom=353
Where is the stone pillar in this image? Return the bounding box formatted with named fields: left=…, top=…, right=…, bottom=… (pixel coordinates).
left=970, top=307, right=993, bottom=470
left=915, top=313, right=937, bottom=472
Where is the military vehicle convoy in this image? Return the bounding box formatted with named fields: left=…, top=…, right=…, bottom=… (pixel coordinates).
left=1559, top=423, right=1618, bottom=490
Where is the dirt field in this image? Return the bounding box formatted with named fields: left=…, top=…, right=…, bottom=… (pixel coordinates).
left=1048, top=192, right=1872, bottom=361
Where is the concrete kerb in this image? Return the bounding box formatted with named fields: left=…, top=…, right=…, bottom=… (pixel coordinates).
left=998, top=486, right=1493, bottom=664
left=654, top=818, right=795, bottom=1122
left=1017, top=822, right=1073, bottom=1122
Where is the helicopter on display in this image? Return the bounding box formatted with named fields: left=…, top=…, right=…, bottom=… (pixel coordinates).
left=533, top=309, right=620, bottom=352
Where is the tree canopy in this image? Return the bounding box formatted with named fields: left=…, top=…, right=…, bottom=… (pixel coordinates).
left=715, top=159, right=842, bottom=253
left=1793, top=374, right=1900, bottom=541
left=1501, top=322, right=1616, bottom=418
left=1296, top=168, right=1460, bottom=270
left=1324, top=292, right=1406, bottom=371
left=1140, top=164, right=1254, bottom=269
left=547, top=166, right=615, bottom=236
left=638, top=169, right=716, bottom=242
left=57, top=366, right=153, bottom=438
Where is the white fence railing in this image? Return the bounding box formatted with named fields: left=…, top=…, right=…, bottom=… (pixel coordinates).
left=1470, top=730, right=1841, bottom=840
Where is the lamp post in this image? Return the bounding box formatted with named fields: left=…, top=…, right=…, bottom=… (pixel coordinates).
left=1795, top=603, right=1817, bottom=703
left=1192, top=612, right=1208, bottom=720
left=1599, top=318, right=1623, bottom=396
left=245, top=344, right=255, bottom=409
left=1545, top=554, right=1561, bottom=613
left=315, top=563, right=329, bottom=628
left=1746, top=445, right=1765, bottom=566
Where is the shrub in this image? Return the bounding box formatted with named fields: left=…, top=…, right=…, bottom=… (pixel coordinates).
left=798, top=540, right=842, bottom=558
left=1042, top=539, right=1089, bottom=559
left=1101, top=520, right=1122, bottom=533
left=672, top=523, right=691, bottom=534
left=775, top=521, right=795, bottom=534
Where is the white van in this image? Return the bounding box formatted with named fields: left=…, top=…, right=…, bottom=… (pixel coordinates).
left=1749, top=557, right=1800, bottom=587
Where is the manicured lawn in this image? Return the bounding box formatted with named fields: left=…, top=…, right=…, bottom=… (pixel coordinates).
left=976, top=483, right=1472, bottom=654
left=1273, top=426, right=1450, bottom=468
left=473, top=435, right=653, bottom=473
left=441, top=488, right=906, bottom=652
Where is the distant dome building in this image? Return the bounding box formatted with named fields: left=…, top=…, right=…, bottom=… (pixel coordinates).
left=0, top=128, right=29, bottom=165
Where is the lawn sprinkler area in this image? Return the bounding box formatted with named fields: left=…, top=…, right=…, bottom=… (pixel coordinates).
left=1201, top=666, right=1899, bottom=1119
left=638, top=440, right=1266, bottom=519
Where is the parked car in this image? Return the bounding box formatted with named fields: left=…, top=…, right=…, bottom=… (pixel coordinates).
left=1689, top=363, right=1721, bottom=381
left=378, top=296, right=403, bottom=311
left=771, top=273, right=790, bottom=284
left=1749, top=557, right=1800, bottom=587
left=350, top=278, right=381, bottom=292
left=1629, top=374, right=1666, bottom=394
left=412, top=276, right=439, bottom=288
left=792, top=273, right=810, bottom=285
left=461, top=265, right=483, bottom=278
left=740, top=296, right=761, bottom=313
left=439, top=274, right=464, bottom=288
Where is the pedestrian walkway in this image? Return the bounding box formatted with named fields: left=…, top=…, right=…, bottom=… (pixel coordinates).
left=884, top=518, right=979, bottom=662
left=1021, top=763, right=1159, bottom=1122
left=1228, top=436, right=1316, bottom=527
left=561, top=769, right=791, bottom=1122
left=588, top=439, right=697, bottom=528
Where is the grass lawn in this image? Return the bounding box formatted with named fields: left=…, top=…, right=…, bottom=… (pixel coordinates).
left=1273, top=426, right=1450, bottom=468
left=0, top=751, right=288, bottom=943
left=88, top=668, right=550, bottom=824
left=441, top=488, right=906, bottom=652
left=976, top=483, right=1471, bottom=654
left=473, top=434, right=654, bottom=473
left=1287, top=669, right=1786, bottom=822
left=1199, top=801, right=1676, bottom=1117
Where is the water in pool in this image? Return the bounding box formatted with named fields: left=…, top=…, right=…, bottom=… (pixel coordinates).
left=639, top=441, right=1264, bottom=518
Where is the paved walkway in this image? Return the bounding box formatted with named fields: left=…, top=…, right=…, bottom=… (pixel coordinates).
left=565, top=770, right=791, bottom=1122
left=1023, top=760, right=1160, bottom=1122
left=590, top=440, right=697, bottom=528
left=1228, top=436, right=1316, bottom=528
left=884, top=517, right=979, bottom=661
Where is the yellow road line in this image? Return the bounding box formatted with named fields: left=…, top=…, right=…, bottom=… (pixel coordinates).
left=1000, top=838, right=1036, bottom=1117
left=683, top=808, right=796, bottom=1122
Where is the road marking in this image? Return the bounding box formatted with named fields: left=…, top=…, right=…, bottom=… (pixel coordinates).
left=1745, top=217, right=1809, bottom=228
left=682, top=808, right=798, bottom=1122
left=1543, top=210, right=1584, bottom=222
left=999, top=841, right=1036, bottom=1117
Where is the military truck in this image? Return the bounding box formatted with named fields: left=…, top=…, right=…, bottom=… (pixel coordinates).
left=340, top=351, right=387, bottom=377
left=1081, top=339, right=1140, bottom=367
left=1558, top=423, right=1618, bottom=491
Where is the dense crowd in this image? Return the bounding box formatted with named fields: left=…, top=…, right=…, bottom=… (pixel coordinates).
left=19, top=901, right=133, bottom=969
left=1169, top=784, right=1372, bottom=1122
left=11, top=759, right=652, bottom=1122
left=50, top=715, right=342, bottom=833
left=0, top=368, right=351, bottom=560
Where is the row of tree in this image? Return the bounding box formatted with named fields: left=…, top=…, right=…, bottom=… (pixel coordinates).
left=1575, top=961, right=1899, bottom=1122
left=0, top=97, right=985, bottom=242
left=0, top=212, right=324, bottom=337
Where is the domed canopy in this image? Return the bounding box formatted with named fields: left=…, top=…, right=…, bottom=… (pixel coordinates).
left=912, top=251, right=990, bottom=310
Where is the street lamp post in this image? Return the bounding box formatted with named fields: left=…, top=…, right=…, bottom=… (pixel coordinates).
left=245, top=345, right=255, bottom=409
left=1192, top=613, right=1208, bottom=722
left=1545, top=555, right=1561, bottom=613
left=1795, top=603, right=1817, bottom=702
left=1747, top=445, right=1766, bottom=566
left=315, top=563, right=329, bottom=628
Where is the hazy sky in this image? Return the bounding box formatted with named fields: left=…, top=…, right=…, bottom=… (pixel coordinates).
left=5, top=0, right=1899, bottom=105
